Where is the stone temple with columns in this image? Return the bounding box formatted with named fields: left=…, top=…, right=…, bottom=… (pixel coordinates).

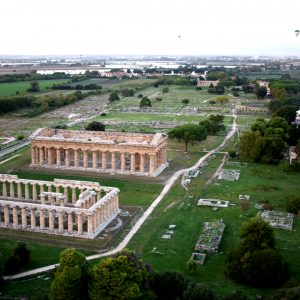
left=0, top=174, right=119, bottom=239
left=29, top=128, right=168, bottom=177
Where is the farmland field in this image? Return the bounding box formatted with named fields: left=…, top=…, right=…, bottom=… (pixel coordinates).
left=0, top=79, right=69, bottom=96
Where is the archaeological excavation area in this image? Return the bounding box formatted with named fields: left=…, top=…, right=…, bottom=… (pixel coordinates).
left=0, top=174, right=120, bottom=239
left=30, top=128, right=168, bottom=176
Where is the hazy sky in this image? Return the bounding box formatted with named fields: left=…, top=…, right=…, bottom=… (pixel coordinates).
left=1, top=0, right=300, bottom=56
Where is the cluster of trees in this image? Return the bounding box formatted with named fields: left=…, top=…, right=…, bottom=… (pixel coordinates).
left=239, top=117, right=300, bottom=163
left=208, top=84, right=225, bottom=95
left=226, top=217, right=290, bottom=288
left=153, top=77, right=196, bottom=88
left=140, top=97, right=152, bottom=108
left=0, top=90, right=84, bottom=114
left=4, top=243, right=30, bottom=275
left=108, top=91, right=120, bottom=102
left=120, top=88, right=135, bottom=97
left=0, top=72, right=71, bottom=83
left=85, top=121, right=105, bottom=131
left=49, top=248, right=226, bottom=300
left=32, top=91, right=84, bottom=114
left=200, top=115, right=225, bottom=135
left=168, top=124, right=207, bottom=152
left=52, top=83, right=102, bottom=90
left=0, top=95, right=35, bottom=113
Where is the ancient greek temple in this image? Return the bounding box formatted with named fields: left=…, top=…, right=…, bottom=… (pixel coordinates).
left=29, top=128, right=168, bottom=176
left=0, top=174, right=119, bottom=239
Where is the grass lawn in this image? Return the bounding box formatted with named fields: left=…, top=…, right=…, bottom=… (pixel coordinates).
left=0, top=79, right=70, bottom=96
left=128, top=161, right=300, bottom=297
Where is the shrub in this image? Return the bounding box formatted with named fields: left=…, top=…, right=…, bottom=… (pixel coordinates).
left=162, top=87, right=169, bottom=93
left=286, top=196, right=300, bottom=214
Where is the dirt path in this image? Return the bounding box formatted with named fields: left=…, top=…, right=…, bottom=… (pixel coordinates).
left=4, top=113, right=237, bottom=281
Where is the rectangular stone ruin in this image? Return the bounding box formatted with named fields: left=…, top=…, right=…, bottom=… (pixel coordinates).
left=197, top=198, right=229, bottom=208
left=218, top=169, right=240, bottom=181
left=260, top=210, right=294, bottom=230
left=191, top=252, right=206, bottom=265
left=29, top=128, right=168, bottom=177
left=0, top=174, right=120, bottom=239
left=239, top=194, right=250, bottom=201
left=195, top=220, right=226, bottom=253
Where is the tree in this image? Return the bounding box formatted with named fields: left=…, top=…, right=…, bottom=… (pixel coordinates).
left=140, top=97, right=152, bottom=108
left=200, top=115, right=225, bottom=135
left=168, top=124, right=207, bottom=152
left=49, top=248, right=88, bottom=300
left=27, top=81, right=40, bottom=92
left=162, top=87, right=169, bottom=93
left=183, top=282, right=214, bottom=300
left=274, top=105, right=297, bottom=123
left=215, top=96, right=229, bottom=105
left=109, top=91, right=120, bottom=102
left=4, top=243, right=30, bottom=275
left=182, top=99, right=189, bottom=105
left=226, top=217, right=290, bottom=288
left=286, top=195, right=300, bottom=214
left=85, top=121, right=105, bottom=131
left=89, top=250, right=152, bottom=300
left=239, top=130, right=265, bottom=162
left=256, top=86, right=267, bottom=99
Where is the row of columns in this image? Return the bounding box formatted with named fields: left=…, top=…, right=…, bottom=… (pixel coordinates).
left=0, top=194, right=119, bottom=238
left=1, top=180, right=101, bottom=205
left=31, top=145, right=167, bottom=175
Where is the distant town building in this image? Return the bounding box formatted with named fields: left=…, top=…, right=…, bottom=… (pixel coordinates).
left=197, top=79, right=220, bottom=87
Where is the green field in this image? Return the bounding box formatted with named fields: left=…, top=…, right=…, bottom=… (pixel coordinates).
left=0, top=79, right=70, bottom=96
left=128, top=161, right=300, bottom=297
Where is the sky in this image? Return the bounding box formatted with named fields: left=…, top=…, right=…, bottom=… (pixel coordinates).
left=1, top=0, right=300, bottom=56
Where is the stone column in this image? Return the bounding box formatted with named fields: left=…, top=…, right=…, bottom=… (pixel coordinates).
left=77, top=213, right=83, bottom=235
left=48, top=148, right=53, bottom=166
left=40, top=184, right=44, bottom=194
left=13, top=206, right=18, bottom=227
left=149, top=154, right=155, bottom=174
left=30, top=209, right=36, bottom=229
left=4, top=205, right=9, bottom=225
left=67, top=212, right=73, bottom=232
left=92, top=151, right=97, bottom=169
left=2, top=182, right=7, bottom=197
left=65, top=149, right=70, bottom=167
left=58, top=211, right=64, bottom=232
left=130, top=153, right=135, bottom=174
left=83, top=150, right=88, bottom=168
left=102, top=152, right=107, bottom=170
left=56, top=149, right=61, bottom=167
left=49, top=210, right=54, bottom=231
left=9, top=182, right=15, bottom=198
left=56, top=186, right=60, bottom=193
left=31, top=147, right=36, bottom=165
left=39, top=147, right=44, bottom=165
left=88, top=214, right=93, bottom=235
left=21, top=207, right=27, bottom=228
left=64, top=187, right=68, bottom=203
left=17, top=182, right=22, bottom=199
left=74, top=150, right=79, bottom=168
left=47, top=184, right=52, bottom=193
left=111, top=152, right=116, bottom=171
left=140, top=154, right=145, bottom=174
left=41, top=194, right=46, bottom=205
left=72, top=188, right=77, bottom=204
left=40, top=209, right=45, bottom=229
left=24, top=183, right=29, bottom=199
left=32, top=183, right=37, bottom=201
left=36, top=147, right=40, bottom=165
left=121, top=153, right=126, bottom=172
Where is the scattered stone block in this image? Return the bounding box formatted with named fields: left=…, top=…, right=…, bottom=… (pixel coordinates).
left=169, top=224, right=176, bottom=229
left=162, top=234, right=172, bottom=239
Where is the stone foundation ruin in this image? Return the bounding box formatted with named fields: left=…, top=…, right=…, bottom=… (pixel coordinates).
left=29, top=128, right=168, bottom=177
left=0, top=174, right=120, bottom=239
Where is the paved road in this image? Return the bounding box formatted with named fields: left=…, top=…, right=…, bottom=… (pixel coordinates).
left=0, top=139, right=29, bottom=158
left=4, top=114, right=237, bottom=281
